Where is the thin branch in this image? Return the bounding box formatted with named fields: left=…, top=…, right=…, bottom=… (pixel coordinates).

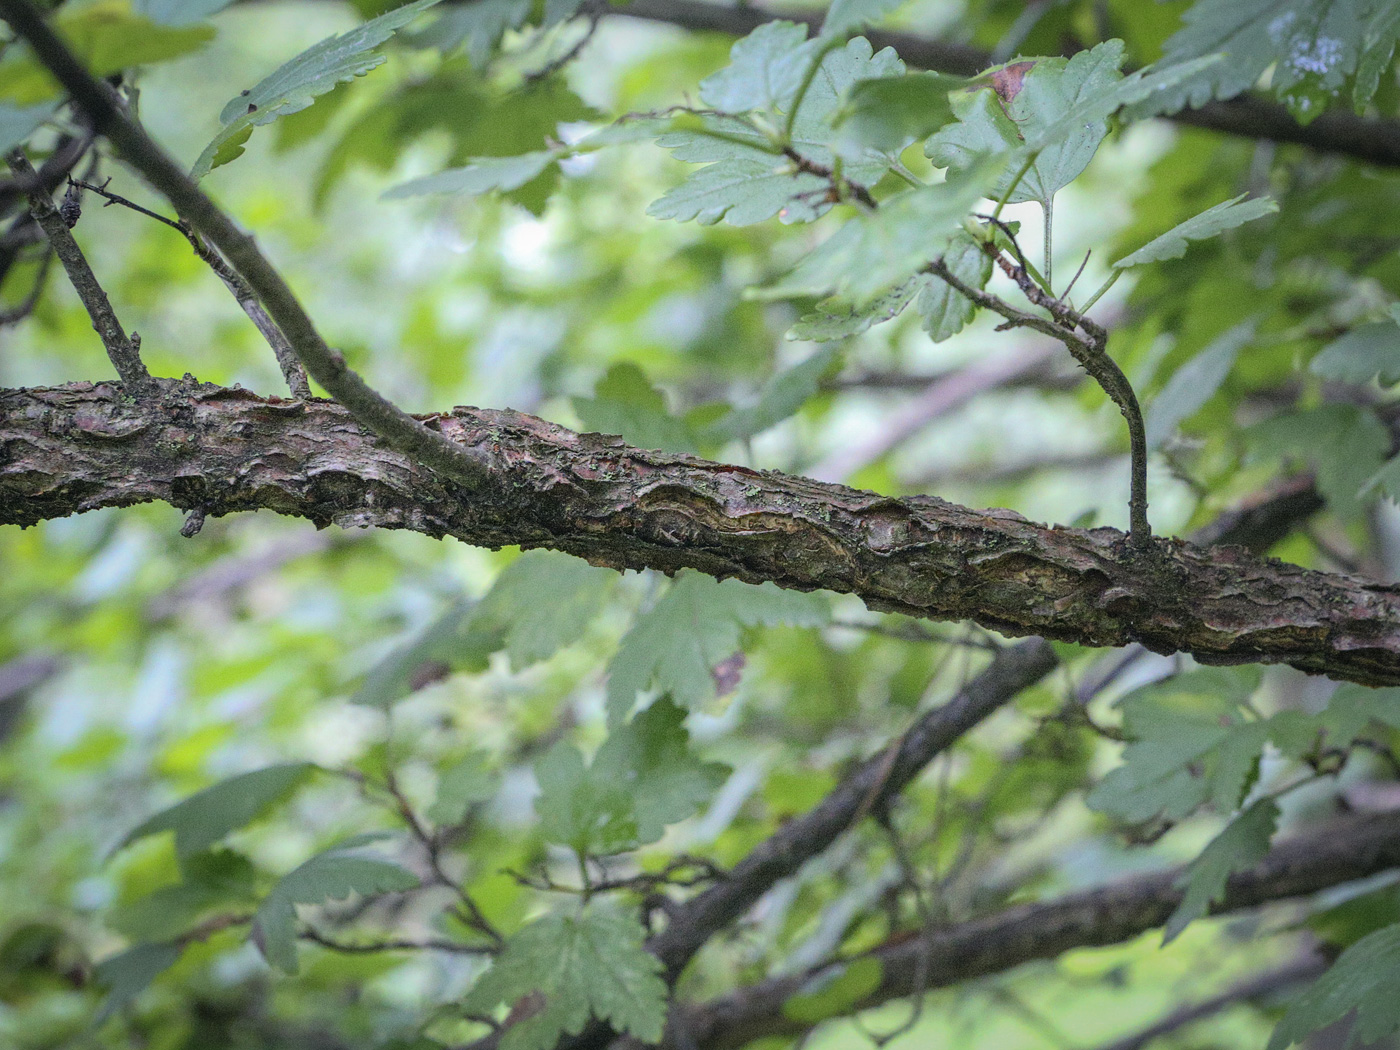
left=679, top=810, right=1400, bottom=1050
left=299, top=926, right=495, bottom=956
left=0, top=0, right=488, bottom=485
left=5, top=149, right=153, bottom=394
left=1084, top=953, right=1326, bottom=1050
left=72, top=177, right=311, bottom=399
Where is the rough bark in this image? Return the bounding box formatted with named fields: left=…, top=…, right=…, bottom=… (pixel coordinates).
left=4, top=379, right=1400, bottom=684
left=682, top=808, right=1400, bottom=1050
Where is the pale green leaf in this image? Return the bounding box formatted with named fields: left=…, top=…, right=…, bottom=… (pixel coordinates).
left=134, top=0, right=236, bottom=26
left=463, top=904, right=667, bottom=1050
left=94, top=941, right=183, bottom=1023
left=428, top=753, right=500, bottom=827
left=697, top=345, right=841, bottom=442
left=1113, top=195, right=1278, bottom=269
left=192, top=0, right=443, bottom=179
left=535, top=740, right=638, bottom=855
left=789, top=280, right=921, bottom=341
left=783, top=957, right=884, bottom=1022
left=698, top=21, right=817, bottom=114
left=914, top=229, right=992, bottom=341
left=1310, top=314, right=1400, bottom=386
left=1165, top=799, right=1279, bottom=942
left=1269, top=923, right=1400, bottom=1050
left=573, top=363, right=698, bottom=453
left=832, top=71, right=961, bottom=153
left=1247, top=404, right=1390, bottom=514
left=606, top=570, right=828, bottom=722
left=383, top=151, right=558, bottom=199
left=1146, top=320, right=1256, bottom=449
left=118, top=763, right=316, bottom=860
left=821, top=0, right=908, bottom=38
left=405, top=0, right=529, bottom=65
left=352, top=600, right=495, bottom=709
left=473, top=551, right=614, bottom=670
left=253, top=838, right=419, bottom=973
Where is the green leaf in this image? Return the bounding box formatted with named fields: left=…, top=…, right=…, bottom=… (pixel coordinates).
left=253, top=837, right=419, bottom=973
left=192, top=0, right=444, bottom=179
left=754, top=161, right=1000, bottom=306
left=110, top=849, right=258, bottom=941
left=606, top=570, right=829, bottom=722
left=94, top=941, right=183, bottom=1024
left=1355, top=5, right=1400, bottom=109
left=1113, top=194, right=1278, bottom=269
left=383, top=151, right=558, bottom=200
left=591, top=698, right=730, bottom=846
left=352, top=600, right=495, bottom=709
left=697, top=21, right=818, bottom=114
left=472, top=551, right=615, bottom=671
left=914, top=229, right=992, bottom=341
left=118, top=762, right=316, bottom=861
left=1246, top=404, right=1390, bottom=514
left=789, top=281, right=921, bottom=341
left=1310, top=312, right=1400, bottom=386
left=1165, top=798, right=1279, bottom=942
left=1086, top=667, right=1265, bottom=824
left=697, top=345, right=841, bottom=443
left=134, top=0, right=237, bottom=26
left=572, top=363, right=698, bottom=454
left=463, top=904, right=667, bottom=1050
left=0, top=101, right=54, bottom=155
left=535, top=699, right=728, bottom=855
left=1145, top=320, right=1256, bottom=449
left=406, top=0, right=529, bottom=65
left=832, top=71, right=961, bottom=153
left=652, top=37, right=903, bottom=226
left=535, top=740, right=639, bottom=855
left=782, top=957, right=884, bottom=1022
left=0, top=5, right=214, bottom=104
left=1269, top=923, right=1400, bottom=1050
left=428, top=752, right=500, bottom=827
left=927, top=41, right=1127, bottom=208
left=820, top=0, right=908, bottom=38
left=1140, top=0, right=1391, bottom=123
left=1315, top=684, right=1400, bottom=745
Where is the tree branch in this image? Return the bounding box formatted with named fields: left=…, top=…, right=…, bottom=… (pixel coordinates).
left=5, top=150, right=153, bottom=394
left=611, top=0, right=1400, bottom=170
left=0, top=0, right=487, bottom=488
left=6, top=380, right=1400, bottom=685
left=681, top=809, right=1400, bottom=1050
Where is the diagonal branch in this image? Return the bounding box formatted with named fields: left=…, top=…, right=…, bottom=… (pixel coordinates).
left=71, top=177, right=312, bottom=399
left=611, top=0, right=1400, bottom=170
left=0, top=0, right=487, bottom=489
left=5, top=150, right=154, bottom=394
left=7, top=380, right=1400, bottom=687
left=682, top=808, right=1400, bottom=1050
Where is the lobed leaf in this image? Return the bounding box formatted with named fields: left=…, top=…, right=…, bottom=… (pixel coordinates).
left=1113, top=194, right=1278, bottom=269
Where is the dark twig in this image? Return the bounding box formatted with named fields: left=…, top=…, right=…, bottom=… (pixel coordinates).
left=1091, top=953, right=1326, bottom=1050
left=0, top=0, right=489, bottom=484
left=5, top=149, right=153, bottom=394
left=299, top=926, right=496, bottom=956
left=71, top=177, right=312, bottom=398
left=525, top=5, right=602, bottom=83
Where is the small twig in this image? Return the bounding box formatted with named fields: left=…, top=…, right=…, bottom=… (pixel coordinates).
left=1061, top=249, right=1092, bottom=300
left=525, top=6, right=601, bottom=83
left=380, top=768, right=505, bottom=947
left=6, top=149, right=154, bottom=394
left=781, top=147, right=878, bottom=210
left=71, top=177, right=311, bottom=399
left=299, top=926, right=495, bottom=956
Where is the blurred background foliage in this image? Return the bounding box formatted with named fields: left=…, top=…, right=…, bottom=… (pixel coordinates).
left=4, top=0, right=1400, bottom=1047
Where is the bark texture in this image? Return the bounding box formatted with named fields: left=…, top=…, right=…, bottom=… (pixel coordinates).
left=5, top=379, right=1400, bottom=684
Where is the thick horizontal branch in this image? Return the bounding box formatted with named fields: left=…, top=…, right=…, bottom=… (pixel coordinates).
left=5, top=379, right=1400, bottom=684
left=614, top=0, right=1400, bottom=169
left=684, top=808, right=1400, bottom=1050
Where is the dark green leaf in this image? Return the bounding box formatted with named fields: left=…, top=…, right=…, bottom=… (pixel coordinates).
left=118, top=763, right=316, bottom=861
left=473, top=551, right=615, bottom=670
left=1113, top=195, right=1278, bottom=269
left=1269, top=922, right=1400, bottom=1050
left=462, top=905, right=667, bottom=1050
left=1310, top=313, right=1400, bottom=386
left=94, top=941, right=183, bottom=1024
left=428, top=752, right=500, bottom=827
left=572, top=363, right=698, bottom=453
left=1165, top=798, right=1279, bottom=942
left=1145, top=320, right=1256, bottom=449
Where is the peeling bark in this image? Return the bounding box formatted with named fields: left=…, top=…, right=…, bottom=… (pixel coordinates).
left=4, top=379, right=1400, bottom=684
